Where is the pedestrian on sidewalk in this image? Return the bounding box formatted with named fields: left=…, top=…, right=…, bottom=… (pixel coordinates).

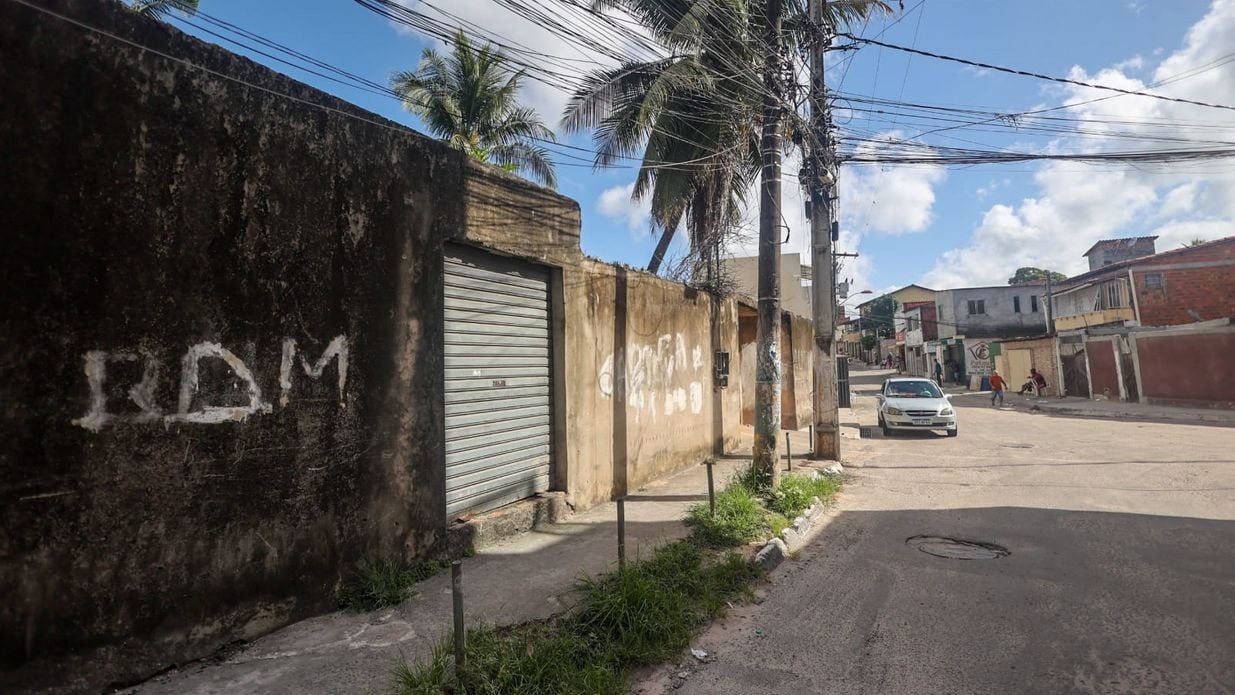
left=1018, top=368, right=1048, bottom=396
left=989, top=370, right=1007, bottom=406
left=933, top=359, right=944, bottom=385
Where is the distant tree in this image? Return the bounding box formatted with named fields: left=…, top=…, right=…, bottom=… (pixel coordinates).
left=128, top=0, right=199, bottom=19
left=860, top=334, right=878, bottom=351
left=863, top=295, right=897, bottom=338
left=392, top=32, right=557, bottom=188
left=1182, top=237, right=1209, bottom=248
left=1008, top=267, right=1067, bottom=285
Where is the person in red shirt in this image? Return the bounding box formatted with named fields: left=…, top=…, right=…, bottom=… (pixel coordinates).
left=989, top=370, right=1007, bottom=406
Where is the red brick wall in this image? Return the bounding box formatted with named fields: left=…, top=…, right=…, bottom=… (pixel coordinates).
left=1086, top=339, right=1121, bottom=399
left=1132, top=240, right=1235, bottom=326
left=1135, top=330, right=1235, bottom=408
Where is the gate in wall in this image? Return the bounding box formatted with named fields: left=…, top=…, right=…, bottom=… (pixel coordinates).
left=837, top=356, right=851, bottom=408
left=443, top=244, right=552, bottom=520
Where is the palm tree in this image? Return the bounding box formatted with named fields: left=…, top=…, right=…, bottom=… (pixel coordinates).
left=129, top=0, right=199, bottom=19
left=392, top=32, right=558, bottom=188
left=563, top=0, right=888, bottom=276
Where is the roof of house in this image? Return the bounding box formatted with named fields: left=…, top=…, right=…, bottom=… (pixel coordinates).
left=1058, top=234, right=1235, bottom=288
left=855, top=283, right=936, bottom=309
left=1082, top=235, right=1158, bottom=257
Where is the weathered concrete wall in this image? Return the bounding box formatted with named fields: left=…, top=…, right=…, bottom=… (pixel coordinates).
left=1133, top=326, right=1235, bottom=409
left=789, top=314, right=814, bottom=429
left=937, top=286, right=1047, bottom=339
left=737, top=309, right=812, bottom=433
left=0, top=1, right=574, bottom=691
left=1085, top=338, right=1121, bottom=400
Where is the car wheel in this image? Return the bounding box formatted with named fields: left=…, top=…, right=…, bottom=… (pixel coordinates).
left=881, top=418, right=893, bottom=437
left=947, top=427, right=958, bottom=438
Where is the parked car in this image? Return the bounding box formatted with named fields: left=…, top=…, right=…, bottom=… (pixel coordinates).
left=876, top=377, right=958, bottom=437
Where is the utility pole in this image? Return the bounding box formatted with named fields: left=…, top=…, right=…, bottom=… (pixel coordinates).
left=753, top=0, right=784, bottom=485
left=1044, top=271, right=1055, bottom=334
left=808, top=0, right=840, bottom=460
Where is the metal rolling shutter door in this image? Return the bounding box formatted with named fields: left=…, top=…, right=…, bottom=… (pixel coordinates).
left=443, top=245, right=551, bottom=519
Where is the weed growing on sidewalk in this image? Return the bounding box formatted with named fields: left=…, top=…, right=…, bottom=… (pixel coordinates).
left=766, top=474, right=842, bottom=518
left=339, top=558, right=445, bottom=611
left=683, top=482, right=766, bottom=547
left=685, top=469, right=843, bottom=547
left=392, top=541, right=761, bottom=694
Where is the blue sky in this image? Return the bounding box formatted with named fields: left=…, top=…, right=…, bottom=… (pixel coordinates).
left=169, top=1, right=1235, bottom=307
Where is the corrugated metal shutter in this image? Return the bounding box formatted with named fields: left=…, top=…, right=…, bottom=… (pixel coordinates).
left=443, top=244, right=551, bottom=520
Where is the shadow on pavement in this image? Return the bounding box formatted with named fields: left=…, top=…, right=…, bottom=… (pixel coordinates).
left=674, top=505, right=1235, bottom=695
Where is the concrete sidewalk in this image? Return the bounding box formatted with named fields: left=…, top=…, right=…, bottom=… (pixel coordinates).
left=1021, top=395, right=1235, bottom=426
left=127, top=432, right=828, bottom=695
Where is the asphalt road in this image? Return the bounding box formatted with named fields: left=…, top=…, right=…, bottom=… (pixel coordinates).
left=637, top=367, right=1235, bottom=695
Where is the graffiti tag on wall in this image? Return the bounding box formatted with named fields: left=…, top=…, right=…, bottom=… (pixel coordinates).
left=598, top=333, right=705, bottom=422
left=72, top=336, right=349, bottom=432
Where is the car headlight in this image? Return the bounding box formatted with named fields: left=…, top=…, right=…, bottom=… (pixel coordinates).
left=885, top=407, right=903, bottom=416
left=939, top=407, right=954, bottom=416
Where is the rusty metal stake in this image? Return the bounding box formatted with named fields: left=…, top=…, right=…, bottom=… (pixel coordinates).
left=785, top=432, right=792, bottom=471
left=617, top=497, right=626, bottom=570
left=706, top=459, right=716, bottom=516
left=451, top=561, right=465, bottom=675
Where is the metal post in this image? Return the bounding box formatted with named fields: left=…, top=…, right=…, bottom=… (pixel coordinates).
left=706, top=459, right=716, bottom=516
left=785, top=431, right=792, bottom=471
left=753, top=0, right=784, bottom=486
left=809, top=0, right=841, bottom=462
left=616, top=497, right=626, bottom=570
left=451, top=561, right=465, bottom=674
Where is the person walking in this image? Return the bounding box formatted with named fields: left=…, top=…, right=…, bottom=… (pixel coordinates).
left=933, top=359, right=944, bottom=385
left=989, top=370, right=1007, bottom=407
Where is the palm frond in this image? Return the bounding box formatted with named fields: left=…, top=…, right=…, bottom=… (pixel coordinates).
left=489, top=143, right=558, bottom=189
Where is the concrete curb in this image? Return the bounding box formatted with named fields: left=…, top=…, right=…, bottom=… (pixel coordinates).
left=753, top=464, right=844, bottom=569
left=1029, top=403, right=1235, bottom=426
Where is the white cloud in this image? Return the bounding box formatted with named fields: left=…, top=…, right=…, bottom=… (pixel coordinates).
left=1158, top=182, right=1202, bottom=218
left=597, top=182, right=653, bottom=240
left=1151, top=219, right=1231, bottom=249
left=922, top=0, right=1235, bottom=288
left=839, top=131, right=947, bottom=237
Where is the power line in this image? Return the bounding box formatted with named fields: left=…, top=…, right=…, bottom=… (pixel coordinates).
left=838, top=33, right=1235, bottom=114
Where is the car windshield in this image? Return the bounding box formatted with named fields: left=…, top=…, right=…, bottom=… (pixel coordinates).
left=886, top=381, right=943, bottom=399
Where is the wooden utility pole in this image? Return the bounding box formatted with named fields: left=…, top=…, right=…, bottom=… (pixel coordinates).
left=808, top=0, right=841, bottom=460
left=753, top=0, right=784, bottom=484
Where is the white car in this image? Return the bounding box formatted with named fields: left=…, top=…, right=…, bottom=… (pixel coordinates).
left=876, top=377, right=958, bottom=437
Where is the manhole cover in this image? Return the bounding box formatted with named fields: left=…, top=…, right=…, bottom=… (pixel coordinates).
left=906, top=535, right=1010, bottom=560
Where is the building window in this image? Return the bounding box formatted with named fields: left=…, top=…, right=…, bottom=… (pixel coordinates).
left=1013, top=296, right=1022, bottom=313
left=1144, top=273, right=1164, bottom=289
left=1031, top=295, right=1039, bottom=312
left=967, top=299, right=986, bottom=315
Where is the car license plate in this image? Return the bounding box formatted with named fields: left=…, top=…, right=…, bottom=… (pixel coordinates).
left=912, top=418, right=932, bottom=425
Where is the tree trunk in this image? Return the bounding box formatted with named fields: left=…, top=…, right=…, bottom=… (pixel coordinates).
left=646, top=227, right=674, bottom=274
left=753, top=0, right=784, bottom=486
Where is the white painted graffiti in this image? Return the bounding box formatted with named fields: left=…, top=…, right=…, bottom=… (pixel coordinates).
left=72, top=336, right=349, bottom=432
left=598, top=333, right=705, bottom=422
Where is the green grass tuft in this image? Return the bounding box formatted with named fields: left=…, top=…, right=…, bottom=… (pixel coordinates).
left=394, top=624, right=623, bottom=695
left=339, top=557, right=445, bottom=611
left=683, top=482, right=767, bottom=547
left=765, top=473, right=842, bottom=519
left=392, top=541, right=763, bottom=694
